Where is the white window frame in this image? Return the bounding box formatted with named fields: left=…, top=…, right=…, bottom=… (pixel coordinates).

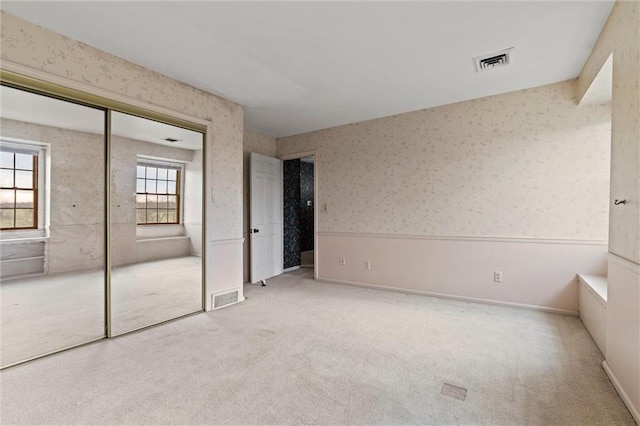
left=135, top=155, right=186, bottom=227
left=0, top=138, right=49, bottom=239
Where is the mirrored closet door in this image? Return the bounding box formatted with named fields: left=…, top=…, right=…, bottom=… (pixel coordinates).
left=109, top=112, right=204, bottom=336
left=0, top=85, right=107, bottom=367
left=0, top=83, right=206, bottom=367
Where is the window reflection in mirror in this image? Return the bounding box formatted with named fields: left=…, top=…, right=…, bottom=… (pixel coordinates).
left=110, top=111, right=203, bottom=336
left=0, top=85, right=106, bottom=367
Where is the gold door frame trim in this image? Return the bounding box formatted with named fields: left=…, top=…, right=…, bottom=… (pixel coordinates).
left=105, top=109, right=113, bottom=337
left=0, top=68, right=207, bottom=133
left=0, top=63, right=210, bottom=365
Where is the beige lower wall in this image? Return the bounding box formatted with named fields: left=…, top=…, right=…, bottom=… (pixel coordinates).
left=605, top=254, right=640, bottom=421
left=318, top=233, right=607, bottom=313
left=208, top=239, right=244, bottom=310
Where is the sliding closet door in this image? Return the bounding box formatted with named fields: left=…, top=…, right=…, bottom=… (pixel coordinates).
left=109, top=111, right=203, bottom=336
left=0, top=85, right=106, bottom=367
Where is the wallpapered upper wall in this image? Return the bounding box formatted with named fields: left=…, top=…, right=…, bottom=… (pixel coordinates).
left=278, top=80, right=611, bottom=241
left=1, top=12, right=244, bottom=241
left=578, top=1, right=640, bottom=263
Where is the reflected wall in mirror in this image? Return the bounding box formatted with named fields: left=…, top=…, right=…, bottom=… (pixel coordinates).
left=110, top=112, right=203, bottom=336
left=0, top=85, right=106, bottom=367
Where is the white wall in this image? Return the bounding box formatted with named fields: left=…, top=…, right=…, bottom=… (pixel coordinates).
left=578, top=1, right=640, bottom=420
left=1, top=11, right=244, bottom=309
left=278, top=79, right=611, bottom=312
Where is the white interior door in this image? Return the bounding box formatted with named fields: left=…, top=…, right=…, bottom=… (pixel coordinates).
left=250, top=152, right=283, bottom=283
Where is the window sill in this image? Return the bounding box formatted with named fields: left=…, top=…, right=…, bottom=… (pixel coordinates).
left=0, top=229, right=47, bottom=242
left=135, top=223, right=185, bottom=240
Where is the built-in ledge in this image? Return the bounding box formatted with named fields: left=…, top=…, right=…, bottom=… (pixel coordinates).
left=578, top=273, right=607, bottom=356
left=136, top=235, right=191, bottom=263
left=578, top=274, right=608, bottom=303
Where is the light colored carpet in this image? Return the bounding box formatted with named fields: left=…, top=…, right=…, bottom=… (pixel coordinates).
left=0, top=256, right=202, bottom=367
left=0, top=269, right=634, bottom=425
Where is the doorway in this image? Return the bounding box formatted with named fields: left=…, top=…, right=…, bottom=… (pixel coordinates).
left=282, top=155, right=315, bottom=273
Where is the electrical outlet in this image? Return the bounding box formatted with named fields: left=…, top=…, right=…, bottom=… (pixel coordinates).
left=339, top=257, right=346, bottom=266
left=494, top=271, right=503, bottom=282
left=364, top=260, right=371, bottom=270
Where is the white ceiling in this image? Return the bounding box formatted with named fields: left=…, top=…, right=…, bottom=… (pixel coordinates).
left=0, top=85, right=203, bottom=150
left=1, top=1, right=614, bottom=138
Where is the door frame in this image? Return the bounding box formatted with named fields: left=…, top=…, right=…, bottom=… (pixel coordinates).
left=279, top=150, right=318, bottom=280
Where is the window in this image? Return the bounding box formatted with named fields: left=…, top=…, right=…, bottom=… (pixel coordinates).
left=0, top=148, right=38, bottom=230
left=136, top=163, right=180, bottom=225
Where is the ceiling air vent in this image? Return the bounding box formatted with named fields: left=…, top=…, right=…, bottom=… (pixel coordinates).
left=473, top=48, right=513, bottom=73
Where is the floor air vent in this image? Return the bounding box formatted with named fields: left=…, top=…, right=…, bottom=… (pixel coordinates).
left=473, top=48, right=513, bottom=72
left=440, top=383, right=468, bottom=401
left=213, top=291, right=239, bottom=309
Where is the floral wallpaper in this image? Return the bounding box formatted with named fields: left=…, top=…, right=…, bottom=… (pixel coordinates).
left=278, top=80, right=611, bottom=241
left=578, top=1, right=640, bottom=263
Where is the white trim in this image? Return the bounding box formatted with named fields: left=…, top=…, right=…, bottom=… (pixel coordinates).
left=318, top=277, right=580, bottom=316
left=318, top=231, right=607, bottom=246
left=137, top=154, right=189, bottom=166
left=278, top=150, right=316, bottom=161
left=603, top=360, right=640, bottom=424
left=136, top=235, right=190, bottom=244
left=210, top=237, right=244, bottom=246
left=136, top=157, right=185, bottom=225
left=0, top=138, right=48, bottom=235
left=607, top=252, right=640, bottom=273
left=577, top=274, right=608, bottom=304
left=0, top=234, right=47, bottom=243
left=284, top=265, right=301, bottom=273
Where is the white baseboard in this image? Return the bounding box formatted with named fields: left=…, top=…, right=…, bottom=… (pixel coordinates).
left=284, top=266, right=301, bottom=272
left=603, top=360, right=640, bottom=424
left=319, top=277, right=579, bottom=316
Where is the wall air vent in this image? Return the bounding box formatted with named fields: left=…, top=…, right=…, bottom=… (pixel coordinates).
left=213, top=290, right=239, bottom=309
left=473, top=48, right=513, bottom=73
